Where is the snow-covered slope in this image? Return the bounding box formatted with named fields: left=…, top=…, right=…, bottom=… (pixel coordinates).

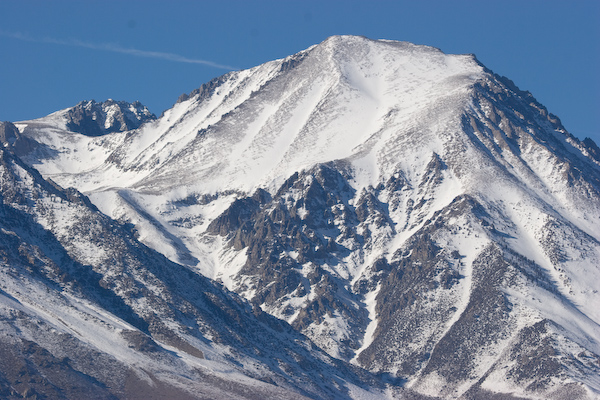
left=19, top=37, right=484, bottom=193
left=0, top=122, right=392, bottom=400
left=13, top=36, right=600, bottom=399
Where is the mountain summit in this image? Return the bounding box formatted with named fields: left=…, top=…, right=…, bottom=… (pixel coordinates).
left=9, top=36, right=600, bottom=399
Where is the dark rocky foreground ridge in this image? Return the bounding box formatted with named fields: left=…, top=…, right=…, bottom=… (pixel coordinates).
left=3, top=36, right=600, bottom=399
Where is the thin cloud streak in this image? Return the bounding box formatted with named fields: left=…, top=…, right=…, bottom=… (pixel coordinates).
left=1, top=31, right=238, bottom=70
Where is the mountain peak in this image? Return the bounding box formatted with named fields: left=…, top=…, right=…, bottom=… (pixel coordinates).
left=314, top=35, right=476, bottom=64
left=64, top=99, right=156, bottom=136
left=20, top=99, right=157, bottom=137
left=151, top=36, right=485, bottom=196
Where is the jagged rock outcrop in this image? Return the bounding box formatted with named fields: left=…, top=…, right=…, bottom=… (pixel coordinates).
left=65, top=99, right=155, bottom=136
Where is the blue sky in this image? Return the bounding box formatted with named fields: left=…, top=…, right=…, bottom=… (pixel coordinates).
left=1, top=0, right=599, bottom=143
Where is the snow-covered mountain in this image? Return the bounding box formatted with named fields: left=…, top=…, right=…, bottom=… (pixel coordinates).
left=8, top=35, right=600, bottom=399
left=0, top=121, right=389, bottom=399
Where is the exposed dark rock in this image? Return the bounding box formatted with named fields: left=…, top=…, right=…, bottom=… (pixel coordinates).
left=279, top=52, right=309, bottom=73
left=177, top=73, right=234, bottom=105
left=65, top=99, right=155, bottom=136
left=0, top=121, right=39, bottom=157
left=582, top=137, right=600, bottom=163
left=208, top=163, right=375, bottom=358
left=206, top=195, right=262, bottom=237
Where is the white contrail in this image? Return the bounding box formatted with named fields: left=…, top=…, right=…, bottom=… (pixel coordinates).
left=1, top=31, right=238, bottom=70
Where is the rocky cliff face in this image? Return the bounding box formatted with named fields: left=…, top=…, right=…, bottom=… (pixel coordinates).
left=8, top=36, right=600, bottom=399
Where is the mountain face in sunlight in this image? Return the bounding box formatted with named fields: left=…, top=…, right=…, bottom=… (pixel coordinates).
left=5, top=36, right=600, bottom=399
